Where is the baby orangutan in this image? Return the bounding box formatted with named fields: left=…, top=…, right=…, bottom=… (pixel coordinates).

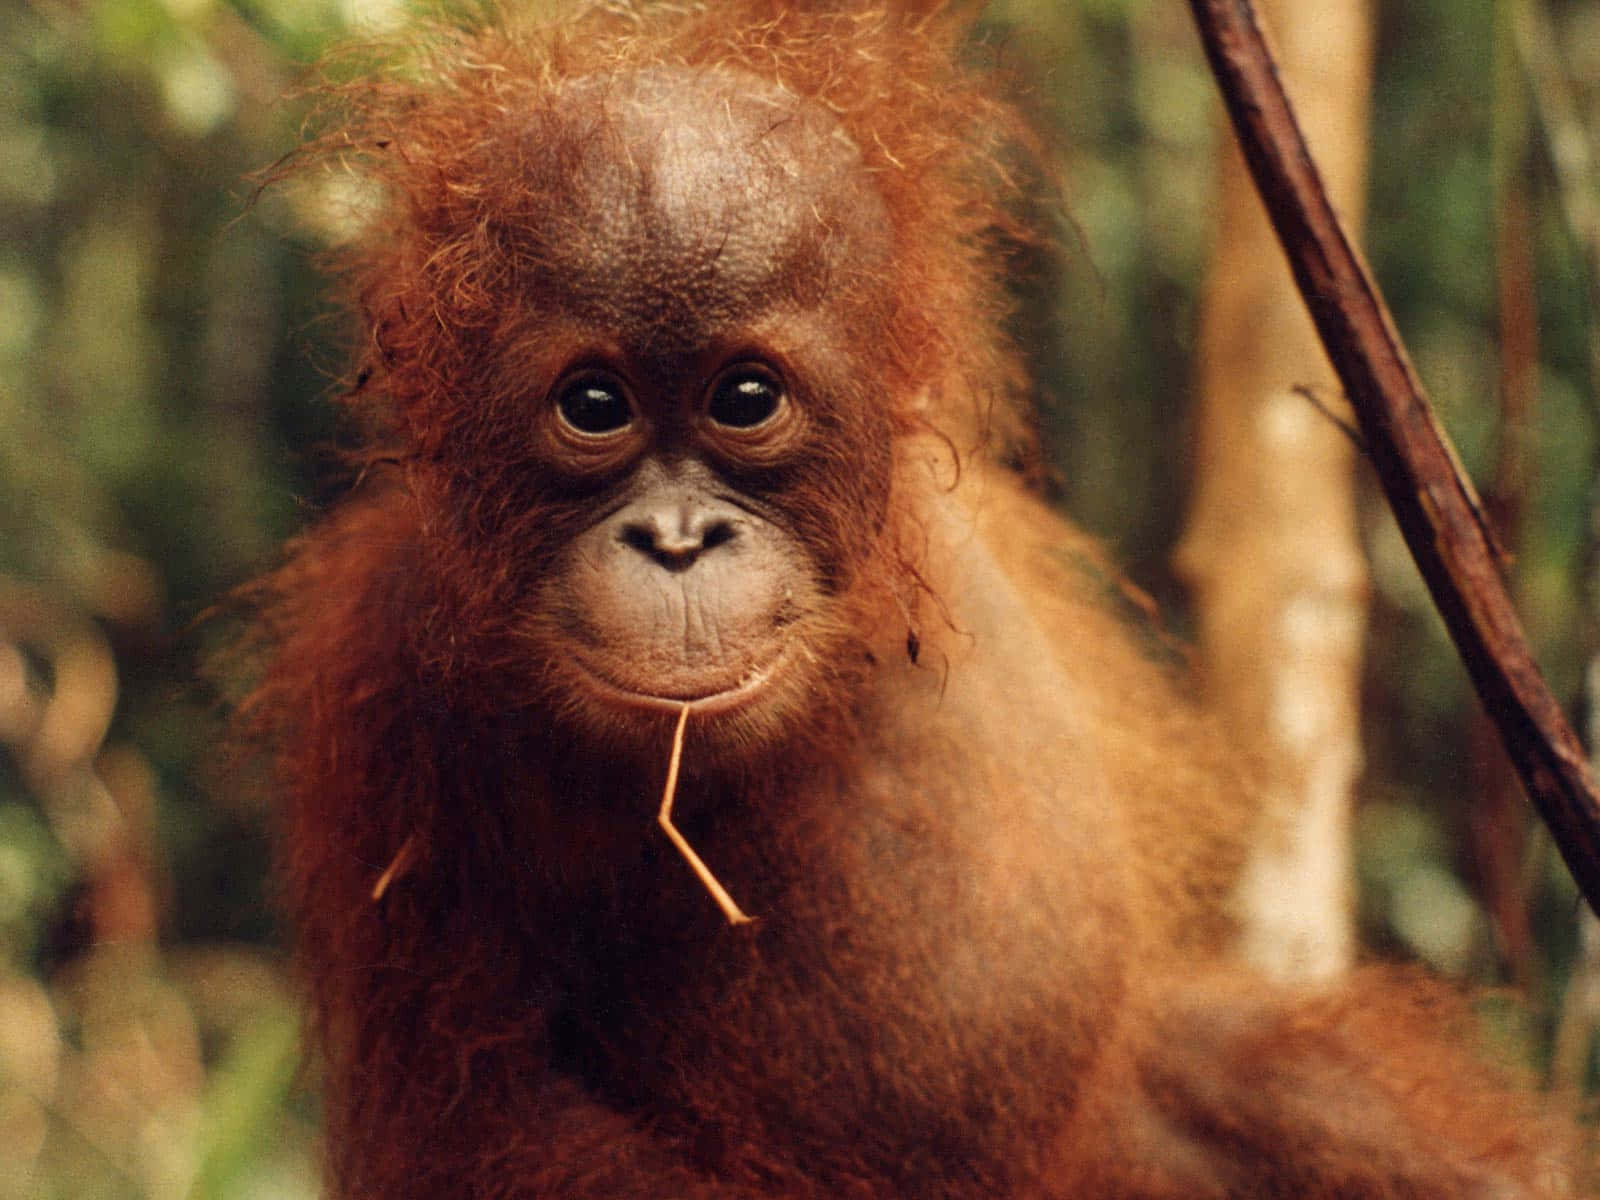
left=243, top=2, right=1576, bottom=1195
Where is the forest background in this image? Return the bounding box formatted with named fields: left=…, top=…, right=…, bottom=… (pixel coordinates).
left=3, top=0, right=1600, bottom=1195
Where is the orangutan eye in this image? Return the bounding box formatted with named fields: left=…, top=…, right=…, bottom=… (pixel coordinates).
left=708, top=366, right=784, bottom=430
left=555, top=374, right=633, bottom=435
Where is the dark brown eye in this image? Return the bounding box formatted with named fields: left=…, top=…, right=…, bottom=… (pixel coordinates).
left=708, top=367, right=783, bottom=430
left=555, top=374, right=632, bottom=435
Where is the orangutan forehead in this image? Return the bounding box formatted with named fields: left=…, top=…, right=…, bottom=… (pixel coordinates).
left=517, top=67, right=891, bottom=347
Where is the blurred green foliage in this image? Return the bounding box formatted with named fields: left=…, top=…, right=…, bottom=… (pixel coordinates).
left=2, top=0, right=1599, bottom=1193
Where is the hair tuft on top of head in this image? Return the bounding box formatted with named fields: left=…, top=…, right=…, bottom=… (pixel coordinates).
left=282, top=0, right=1048, bottom=462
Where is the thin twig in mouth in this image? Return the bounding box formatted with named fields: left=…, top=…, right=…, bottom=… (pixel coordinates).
left=657, top=701, right=755, bottom=925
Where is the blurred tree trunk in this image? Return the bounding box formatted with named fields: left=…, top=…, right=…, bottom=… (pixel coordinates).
left=1177, top=0, right=1374, bottom=981
left=1468, top=12, right=1539, bottom=990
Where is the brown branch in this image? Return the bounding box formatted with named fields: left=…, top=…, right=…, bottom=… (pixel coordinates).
left=1187, top=0, right=1600, bottom=912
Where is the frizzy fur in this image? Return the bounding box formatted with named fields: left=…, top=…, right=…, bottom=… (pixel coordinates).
left=247, top=10, right=1060, bottom=1190
left=236, top=3, right=1586, bottom=1197
left=291, top=0, right=1041, bottom=462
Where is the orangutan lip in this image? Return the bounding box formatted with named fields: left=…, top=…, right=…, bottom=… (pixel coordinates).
left=569, top=649, right=784, bottom=716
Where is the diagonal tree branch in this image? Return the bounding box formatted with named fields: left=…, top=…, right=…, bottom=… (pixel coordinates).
left=1187, top=0, right=1600, bottom=912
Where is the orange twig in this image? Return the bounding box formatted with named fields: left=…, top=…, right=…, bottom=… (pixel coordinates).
left=658, top=702, right=754, bottom=926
